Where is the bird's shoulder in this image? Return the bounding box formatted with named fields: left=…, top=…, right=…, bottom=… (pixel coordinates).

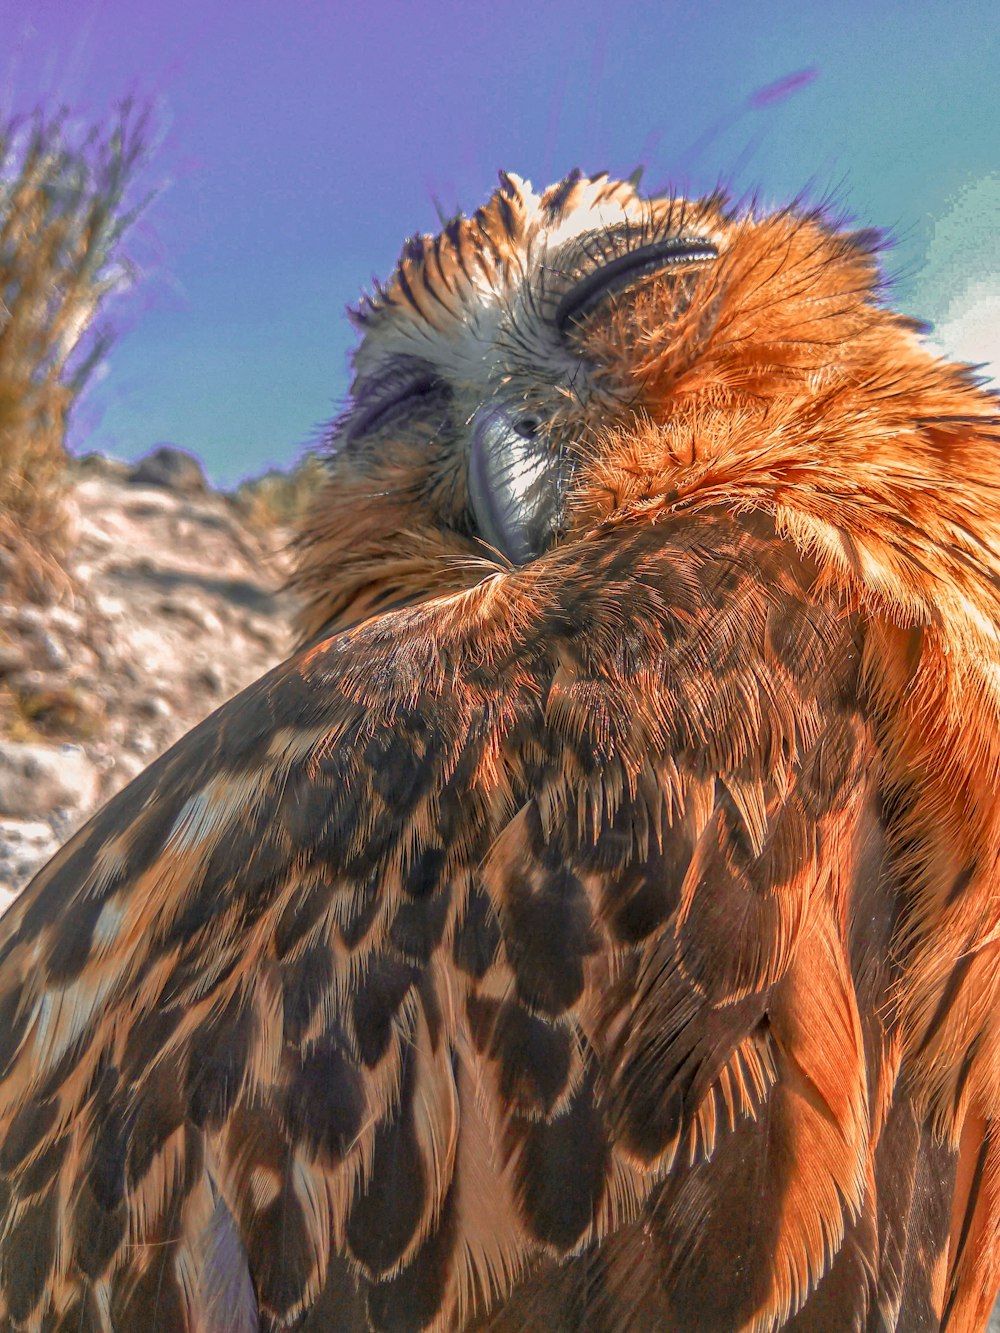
left=0, top=507, right=873, bottom=1331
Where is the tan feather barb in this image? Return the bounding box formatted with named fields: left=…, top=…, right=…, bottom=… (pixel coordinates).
left=1, top=167, right=1000, bottom=1331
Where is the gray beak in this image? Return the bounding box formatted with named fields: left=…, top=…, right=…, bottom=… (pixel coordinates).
left=467, top=405, right=564, bottom=565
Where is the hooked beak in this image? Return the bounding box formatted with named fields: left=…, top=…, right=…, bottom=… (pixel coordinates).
left=467, top=405, right=565, bottom=565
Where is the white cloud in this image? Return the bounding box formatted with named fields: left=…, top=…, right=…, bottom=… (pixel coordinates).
left=913, top=173, right=1000, bottom=387
left=933, top=277, right=1000, bottom=385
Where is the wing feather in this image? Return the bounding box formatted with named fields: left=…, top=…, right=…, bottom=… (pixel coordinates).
left=0, top=509, right=992, bottom=1330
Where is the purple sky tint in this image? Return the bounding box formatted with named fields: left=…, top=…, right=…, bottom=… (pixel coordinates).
left=2, top=0, right=998, bottom=483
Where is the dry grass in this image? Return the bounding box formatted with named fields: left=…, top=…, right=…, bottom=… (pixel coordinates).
left=0, top=100, right=152, bottom=601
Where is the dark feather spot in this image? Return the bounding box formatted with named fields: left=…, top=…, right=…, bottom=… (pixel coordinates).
left=297, top=1252, right=369, bottom=1331
left=126, top=1052, right=186, bottom=1186
left=109, top=1241, right=188, bottom=1332
left=245, top=1178, right=316, bottom=1321
left=675, top=798, right=811, bottom=1003
left=453, top=883, right=501, bottom=977
left=13, top=827, right=107, bottom=943
left=404, top=846, right=447, bottom=898
left=123, top=785, right=199, bottom=883
left=202, top=819, right=289, bottom=910
left=44, top=892, right=113, bottom=981
left=595, top=797, right=692, bottom=942
left=367, top=1181, right=456, bottom=1332
left=18, top=1134, right=68, bottom=1197
left=503, top=859, right=596, bottom=1016
left=283, top=1030, right=365, bottom=1164
left=71, top=1187, right=127, bottom=1280
left=51, top=1288, right=103, bottom=1333
left=465, top=993, right=500, bottom=1053
left=341, top=808, right=408, bottom=883
left=346, top=1056, right=426, bottom=1276
left=214, top=689, right=277, bottom=771
left=275, top=876, right=334, bottom=957
left=570, top=788, right=654, bottom=874
left=389, top=888, right=450, bottom=963
left=160, top=942, right=244, bottom=1013
left=338, top=874, right=383, bottom=950
left=121, top=1004, right=183, bottom=1082
left=508, top=1063, right=609, bottom=1250
left=766, top=600, right=830, bottom=681
left=275, top=769, right=338, bottom=848
left=613, top=947, right=770, bottom=1162
left=187, top=991, right=256, bottom=1128
left=646, top=1103, right=787, bottom=1330
left=797, top=713, right=864, bottom=819
left=1, top=1186, right=58, bottom=1321
left=0, top=1095, right=58, bottom=1173
left=0, top=985, right=29, bottom=1078
left=605, top=868, right=676, bottom=944
left=281, top=945, right=335, bottom=1045
left=365, top=712, right=440, bottom=813
left=352, top=953, right=419, bottom=1067
left=492, top=1002, right=573, bottom=1115
left=87, top=1074, right=132, bottom=1210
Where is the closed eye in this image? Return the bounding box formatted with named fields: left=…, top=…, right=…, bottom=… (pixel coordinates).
left=555, top=235, right=718, bottom=333
left=347, top=376, right=449, bottom=443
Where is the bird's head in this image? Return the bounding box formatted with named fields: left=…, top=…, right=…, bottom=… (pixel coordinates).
left=292, top=168, right=999, bottom=644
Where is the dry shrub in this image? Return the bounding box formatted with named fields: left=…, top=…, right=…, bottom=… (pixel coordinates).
left=0, top=100, right=153, bottom=601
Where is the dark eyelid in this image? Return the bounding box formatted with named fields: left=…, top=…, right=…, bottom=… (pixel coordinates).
left=555, top=235, right=718, bottom=333
left=347, top=376, right=447, bottom=442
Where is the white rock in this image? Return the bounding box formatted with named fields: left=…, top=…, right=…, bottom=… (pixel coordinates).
left=136, top=693, right=173, bottom=720
left=94, top=594, right=128, bottom=619
left=0, top=742, right=100, bottom=818
left=157, top=594, right=223, bottom=633
left=46, top=605, right=84, bottom=634
left=0, top=817, right=55, bottom=846
left=112, top=752, right=148, bottom=783
left=38, top=631, right=71, bottom=669
left=0, top=816, right=60, bottom=912
left=6, top=606, right=46, bottom=631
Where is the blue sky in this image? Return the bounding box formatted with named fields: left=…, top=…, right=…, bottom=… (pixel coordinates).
left=3, top=0, right=998, bottom=484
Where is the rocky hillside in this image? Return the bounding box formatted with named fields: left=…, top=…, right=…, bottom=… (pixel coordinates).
left=0, top=447, right=298, bottom=912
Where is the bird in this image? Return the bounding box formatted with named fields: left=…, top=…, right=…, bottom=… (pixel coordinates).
left=1, top=166, right=1000, bottom=1333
